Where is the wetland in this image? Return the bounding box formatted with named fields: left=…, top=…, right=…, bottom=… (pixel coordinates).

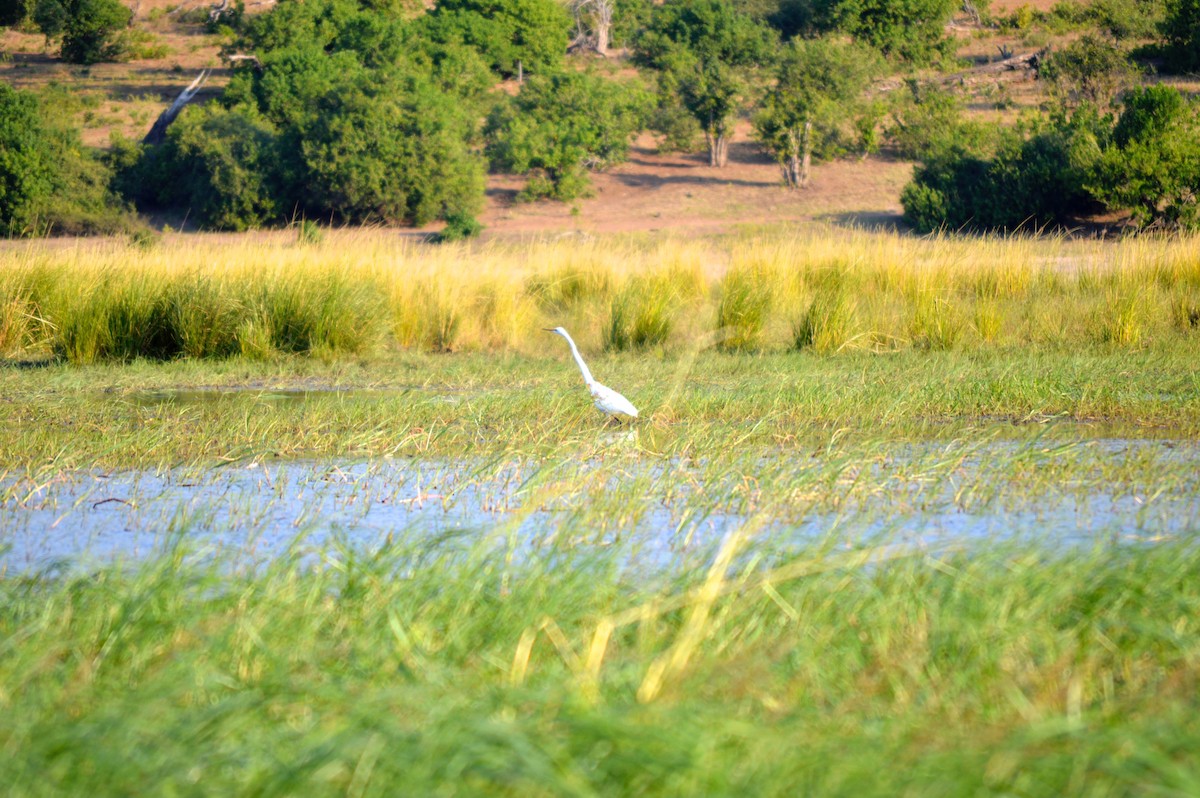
left=2, top=231, right=1199, bottom=795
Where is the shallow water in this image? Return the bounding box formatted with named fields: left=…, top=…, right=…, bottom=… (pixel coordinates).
left=2, top=436, right=1197, bottom=574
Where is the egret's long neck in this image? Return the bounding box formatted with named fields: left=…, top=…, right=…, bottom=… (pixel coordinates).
left=561, top=332, right=595, bottom=386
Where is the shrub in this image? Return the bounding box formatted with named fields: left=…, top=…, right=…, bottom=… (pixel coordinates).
left=887, top=83, right=1000, bottom=162
left=1092, top=85, right=1200, bottom=230
left=0, top=0, right=30, bottom=26
left=901, top=111, right=1105, bottom=233
left=293, top=73, right=485, bottom=225
left=130, top=44, right=486, bottom=229
left=818, top=0, right=958, bottom=65
left=1, top=84, right=130, bottom=236
left=1040, top=35, right=1137, bottom=108
left=0, top=85, right=54, bottom=234
left=435, top=211, right=483, bottom=242
left=152, top=105, right=282, bottom=231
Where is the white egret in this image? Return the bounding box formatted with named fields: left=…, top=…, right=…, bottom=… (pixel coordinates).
left=544, top=327, right=639, bottom=421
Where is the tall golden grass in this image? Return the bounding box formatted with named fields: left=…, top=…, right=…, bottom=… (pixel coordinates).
left=1, top=228, right=1198, bottom=362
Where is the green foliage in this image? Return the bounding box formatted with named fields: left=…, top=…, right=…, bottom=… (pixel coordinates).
left=485, top=70, right=649, bottom=201
left=819, top=0, right=957, bottom=64
left=636, top=0, right=776, bottom=166
left=1004, top=0, right=1161, bottom=39
left=901, top=112, right=1105, bottom=233
left=422, top=0, right=571, bottom=76
left=0, top=84, right=54, bottom=234
left=887, top=83, right=1001, bottom=161
left=435, top=210, right=483, bottom=242
left=903, top=88, right=1200, bottom=233
left=32, top=0, right=131, bottom=63
left=647, top=93, right=702, bottom=153
left=610, top=0, right=655, bottom=48
left=1090, top=0, right=1164, bottom=39
left=155, top=105, right=282, bottom=231
left=121, top=0, right=489, bottom=230
left=293, top=73, right=485, bottom=225
left=0, top=84, right=130, bottom=236
left=753, top=37, right=880, bottom=188
left=1040, top=35, right=1137, bottom=108
left=1092, top=86, right=1200, bottom=230
left=1162, top=0, right=1200, bottom=71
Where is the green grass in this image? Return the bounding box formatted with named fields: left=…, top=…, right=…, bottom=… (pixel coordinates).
left=0, top=345, right=1197, bottom=470
left=1, top=537, right=1198, bottom=796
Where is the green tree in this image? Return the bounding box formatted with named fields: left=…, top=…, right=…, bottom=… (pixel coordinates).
left=485, top=70, right=649, bottom=200
left=1162, top=0, right=1200, bottom=72
left=295, top=72, right=485, bottom=225
left=123, top=0, right=489, bottom=230
left=422, top=0, right=571, bottom=77
left=753, top=37, right=879, bottom=188
left=887, top=82, right=1000, bottom=161
left=636, top=0, right=775, bottom=167
left=32, top=0, right=131, bottom=64
left=1093, top=85, right=1200, bottom=229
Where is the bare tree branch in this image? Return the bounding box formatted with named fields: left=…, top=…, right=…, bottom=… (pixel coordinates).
left=143, top=69, right=211, bottom=146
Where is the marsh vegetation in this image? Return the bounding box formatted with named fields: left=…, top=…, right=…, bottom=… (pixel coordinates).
left=2, top=230, right=1199, bottom=794
left=3, top=229, right=1200, bottom=364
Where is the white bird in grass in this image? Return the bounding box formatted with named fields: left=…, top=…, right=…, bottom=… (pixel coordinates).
left=544, top=326, right=639, bottom=422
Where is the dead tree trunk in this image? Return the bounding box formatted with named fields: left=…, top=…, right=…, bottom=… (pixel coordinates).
left=798, top=120, right=812, bottom=188
left=142, top=70, right=210, bottom=146
left=593, top=0, right=612, bottom=56
left=569, top=0, right=616, bottom=56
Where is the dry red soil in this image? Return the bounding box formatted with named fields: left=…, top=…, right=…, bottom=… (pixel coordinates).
left=478, top=126, right=914, bottom=238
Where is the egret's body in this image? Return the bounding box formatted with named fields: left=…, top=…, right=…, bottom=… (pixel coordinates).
left=545, top=327, right=639, bottom=421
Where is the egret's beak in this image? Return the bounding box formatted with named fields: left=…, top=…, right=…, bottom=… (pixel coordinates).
left=542, top=328, right=556, bottom=332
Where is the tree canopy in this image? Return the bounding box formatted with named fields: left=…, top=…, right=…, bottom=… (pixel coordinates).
left=754, top=37, right=880, bottom=188
left=636, top=0, right=776, bottom=167
left=486, top=70, right=650, bottom=200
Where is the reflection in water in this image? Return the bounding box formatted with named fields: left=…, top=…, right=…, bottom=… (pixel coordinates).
left=1, top=438, right=1198, bottom=574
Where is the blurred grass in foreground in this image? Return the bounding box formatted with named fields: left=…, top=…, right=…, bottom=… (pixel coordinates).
left=0, top=537, right=1197, bottom=796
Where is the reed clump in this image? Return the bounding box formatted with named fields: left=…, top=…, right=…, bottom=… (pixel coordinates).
left=3, top=229, right=1200, bottom=362
left=793, top=289, right=858, bottom=353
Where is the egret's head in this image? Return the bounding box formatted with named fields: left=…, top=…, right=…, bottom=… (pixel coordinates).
left=543, top=326, right=568, bottom=337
